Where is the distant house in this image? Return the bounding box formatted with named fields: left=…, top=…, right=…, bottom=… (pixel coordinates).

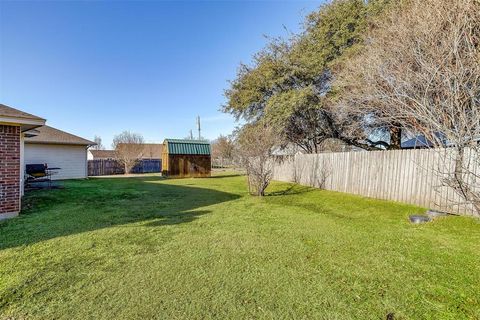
left=162, top=139, right=211, bottom=177
left=401, top=136, right=433, bottom=149
left=362, top=132, right=450, bottom=150
left=88, top=144, right=163, bottom=160
left=401, top=132, right=480, bottom=149
left=25, top=125, right=95, bottom=180
left=88, top=143, right=163, bottom=175
left=272, top=139, right=361, bottom=156
left=141, top=143, right=163, bottom=159
left=88, top=149, right=116, bottom=160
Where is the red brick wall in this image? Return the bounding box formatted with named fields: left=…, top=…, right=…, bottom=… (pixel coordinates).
left=0, top=125, right=21, bottom=215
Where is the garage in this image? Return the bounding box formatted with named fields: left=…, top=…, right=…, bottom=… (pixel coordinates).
left=25, top=125, right=95, bottom=180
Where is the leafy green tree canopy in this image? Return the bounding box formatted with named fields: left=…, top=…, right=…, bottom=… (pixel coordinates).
left=224, top=0, right=391, bottom=152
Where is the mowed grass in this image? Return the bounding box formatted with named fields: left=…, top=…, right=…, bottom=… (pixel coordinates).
left=0, top=172, right=479, bottom=320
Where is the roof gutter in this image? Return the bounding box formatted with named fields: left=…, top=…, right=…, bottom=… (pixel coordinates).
left=24, top=141, right=96, bottom=146
left=0, top=116, right=46, bottom=132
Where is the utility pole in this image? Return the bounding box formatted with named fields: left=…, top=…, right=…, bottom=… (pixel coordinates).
left=189, top=129, right=193, bottom=140
left=196, top=116, right=201, bottom=140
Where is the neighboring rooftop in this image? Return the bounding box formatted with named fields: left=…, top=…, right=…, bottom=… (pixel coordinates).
left=164, top=139, right=211, bottom=155
left=401, top=132, right=448, bottom=149
left=113, top=143, right=164, bottom=159
left=142, top=143, right=163, bottom=159
left=89, top=149, right=117, bottom=159
left=401, top=136, right=433, bottom=149
left=25, top=125, right=95, bottom=146
left=90, top=144, right=163, bottom=159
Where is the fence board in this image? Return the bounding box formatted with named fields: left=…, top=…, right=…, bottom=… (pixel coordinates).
left=273, top=149, right=479, bottom=216
left=88, top=159, right=161, bottom=176
left=88, top=159, right=124, bottom=176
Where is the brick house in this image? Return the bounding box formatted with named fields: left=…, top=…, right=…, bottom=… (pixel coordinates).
left=0, top=104, right=45, bottom=220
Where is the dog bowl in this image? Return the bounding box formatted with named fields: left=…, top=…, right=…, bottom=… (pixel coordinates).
left=409, top=215, right=431, bottom=224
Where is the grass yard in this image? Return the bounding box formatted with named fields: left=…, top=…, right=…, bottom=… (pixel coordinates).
left=0, top=172, right=479, bottom=319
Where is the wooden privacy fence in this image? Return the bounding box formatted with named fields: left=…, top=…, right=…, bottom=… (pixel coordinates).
left=88, top=159, right=161, bottom=176
left=131, top=159, right=161, bottom=174
left=88, top=159, right=124, bottom=176
left=272, top=149, right=479, bottom=215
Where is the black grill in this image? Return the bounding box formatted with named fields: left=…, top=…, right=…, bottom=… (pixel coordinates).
left=26, top=164, right=47, bottom=177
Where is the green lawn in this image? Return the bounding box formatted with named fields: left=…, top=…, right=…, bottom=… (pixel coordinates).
left=1, top=173, right=479, bottom=319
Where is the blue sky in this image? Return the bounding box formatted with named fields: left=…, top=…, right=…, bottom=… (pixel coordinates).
left=0, top=0, right=321, bottom=147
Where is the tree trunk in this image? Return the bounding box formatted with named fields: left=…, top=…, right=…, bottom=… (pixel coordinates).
left=389, top=125, right=402, bottom=149
left=452, top=148, right=480, bottom=216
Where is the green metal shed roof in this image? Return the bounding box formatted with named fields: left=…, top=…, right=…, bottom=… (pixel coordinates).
left=164, top=139, right=211, bottom=155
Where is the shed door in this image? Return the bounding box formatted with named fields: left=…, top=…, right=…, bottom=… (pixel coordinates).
left=178, top=158, right=184, bottom=177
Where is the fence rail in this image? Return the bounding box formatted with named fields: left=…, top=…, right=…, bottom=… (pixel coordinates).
left=88, top=159, right=161, bottom=176
left=272, top=149, right=479, bottom=216
left=131, top=159, right=161, bottom=174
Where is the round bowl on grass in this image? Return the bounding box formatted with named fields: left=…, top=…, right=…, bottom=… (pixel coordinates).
left=409, top=215, right=431, bottom=224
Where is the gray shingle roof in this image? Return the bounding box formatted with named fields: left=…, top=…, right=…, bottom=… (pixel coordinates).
left=142, top=144, right=163, bottom=159
left=113, top=143, right=164, bottom=159
left=25, top=125, right=95, bottom=146
left=89, top=150, right=117, bottom=159
left=0, top=103, right=45, bottom=121
left=401, top=132, right=448, bottom=149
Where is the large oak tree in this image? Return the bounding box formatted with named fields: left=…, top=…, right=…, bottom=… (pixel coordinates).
left=224, top=0, right=394, bottom=153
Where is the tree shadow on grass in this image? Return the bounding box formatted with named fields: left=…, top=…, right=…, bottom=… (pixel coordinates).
left=266, top=184, right=313, bottom=197
left=265, top=183, right=401, bottom=221
left=144, top=210, right=211, bottom=227
left=0, top=177, right=240, bottom=250
left=208, top=173, right=244, bottom=179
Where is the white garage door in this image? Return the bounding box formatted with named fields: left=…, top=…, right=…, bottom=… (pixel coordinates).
left=25, top=144, right=88, bottom=180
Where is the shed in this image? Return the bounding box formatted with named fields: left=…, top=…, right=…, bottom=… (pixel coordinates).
left=162, top=139, right=211, bottom=177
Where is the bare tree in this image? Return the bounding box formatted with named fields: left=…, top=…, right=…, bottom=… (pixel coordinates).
left=112, top=131, right=145, bottom=174
left=235, top=124, right=279, bottom=196
left=91, top=135, right=105, bottom=150
left=211, top=135, right=235, bottom=167
left=313, top=157, right=332, bottom=190
left=339, top=0, right=480, bottom=215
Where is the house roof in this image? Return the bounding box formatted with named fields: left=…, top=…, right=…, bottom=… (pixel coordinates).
left=164, top=139, right=211, bottom=155
left=112, top=143, right=163, bottom=159
left=0, top=103, right=46, bottom=131
left=142, top=143, right=163, bottom=159
left=25, top=125, right=95, bottom=146
left=401, top=132, right=448, bottom=149
left=89, top=149, right=117, bottom=159
left=401, top=136, right=432, bottom=149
